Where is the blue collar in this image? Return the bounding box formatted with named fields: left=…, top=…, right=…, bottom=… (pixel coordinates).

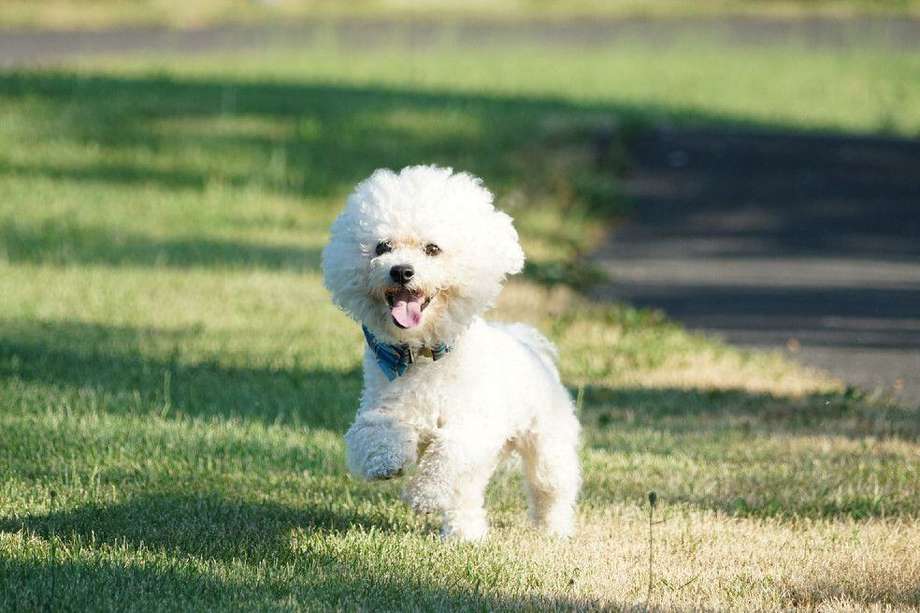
left=362, top=325, right=450, bottom=381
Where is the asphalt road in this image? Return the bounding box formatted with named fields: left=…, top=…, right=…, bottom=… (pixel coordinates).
left=593, top=128, right=920, bottom=405
left=2, top=16, right=920, bottom=66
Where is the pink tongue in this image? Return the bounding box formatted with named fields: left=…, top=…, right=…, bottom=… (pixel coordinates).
left=391, top=297, right=423, bottom=328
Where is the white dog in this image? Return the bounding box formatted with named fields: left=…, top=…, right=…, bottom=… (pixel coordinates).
left=322, top=165, right=581, bottom=541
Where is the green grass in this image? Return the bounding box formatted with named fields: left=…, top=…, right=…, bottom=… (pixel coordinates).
left=87, top=37, right=920, bottom=137
left=3, top=0, right=920, bottom=30
left=1, top=35, right=919, bottom=610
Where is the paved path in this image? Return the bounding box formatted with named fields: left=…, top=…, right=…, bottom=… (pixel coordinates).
left=3, top=16, right=920, bottom=66
left=593, top=128, right=920, bottom=405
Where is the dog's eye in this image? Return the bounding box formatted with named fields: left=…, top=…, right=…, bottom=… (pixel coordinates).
left=375, top=241, right=393, bottom=256
left=424, top=243, right=441, bottom=256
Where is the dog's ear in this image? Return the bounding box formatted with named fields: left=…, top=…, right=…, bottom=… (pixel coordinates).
left=490, top=210, right=525, bottom=277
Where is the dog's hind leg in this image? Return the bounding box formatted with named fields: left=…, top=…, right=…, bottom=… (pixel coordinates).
left=517, top=411, right=581, bottom=537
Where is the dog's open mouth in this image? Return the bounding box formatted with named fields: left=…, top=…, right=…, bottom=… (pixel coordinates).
left=385, top=287, right=432, bottom=329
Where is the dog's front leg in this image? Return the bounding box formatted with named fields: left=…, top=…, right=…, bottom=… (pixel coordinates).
left=345, top=409, right=417, bottom=481
left=402, top=422, right=504, bottom=541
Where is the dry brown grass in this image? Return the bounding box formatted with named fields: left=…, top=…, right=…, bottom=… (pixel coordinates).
left=487, top=509, right=920, bottom=611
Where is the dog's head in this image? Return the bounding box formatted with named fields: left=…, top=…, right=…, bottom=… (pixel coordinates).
left=322, top=165, right=524, bottom=346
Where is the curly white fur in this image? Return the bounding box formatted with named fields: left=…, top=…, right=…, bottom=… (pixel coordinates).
left=322, top=165, right=581, bottom=541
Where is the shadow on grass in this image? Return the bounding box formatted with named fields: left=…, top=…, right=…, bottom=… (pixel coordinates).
left=0, top=554, right=617, bottom=611
left=2, top=557, right=273, bottom=612
left=0, top=71, right=696, bottom=282
left=0, top=319, right=360, bottom=430
left=5, top=553, right=916, bottom=612
left=0, top=158, right=214, bottom=191
left=0, top=495, right=491, bottom=610
left=0, top=220, right=321, bottom=271
left=0, top=494, right=400, bottom=563
left=0, top=71, right=594, bottom=199
left=0, top=70, right=636, bottom=276
left=1, top=492, right=615, bottom=610
left=580, top=384, right=920, bottom=441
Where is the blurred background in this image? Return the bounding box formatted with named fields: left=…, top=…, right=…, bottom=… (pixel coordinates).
left=2, top=1, right=919, bottom=610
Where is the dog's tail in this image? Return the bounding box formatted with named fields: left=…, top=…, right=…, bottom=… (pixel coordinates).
left=498, top=323, right=561, bottom=382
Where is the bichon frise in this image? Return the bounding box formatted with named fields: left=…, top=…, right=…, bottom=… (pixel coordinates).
left=322, top=165, right=581, bottom=541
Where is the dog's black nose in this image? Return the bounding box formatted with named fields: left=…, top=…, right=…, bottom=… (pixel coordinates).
left=390, top=264, right=414, bottom=284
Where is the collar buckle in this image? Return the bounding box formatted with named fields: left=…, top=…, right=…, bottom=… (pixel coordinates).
left=362, top=325, right=450, bottom=381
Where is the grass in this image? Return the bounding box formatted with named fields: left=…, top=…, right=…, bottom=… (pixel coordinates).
left=3, top=0, right=920, bottom=29
left=85, top=38, right=920, bottom=137
left=1, top=33, right=919, bottom=610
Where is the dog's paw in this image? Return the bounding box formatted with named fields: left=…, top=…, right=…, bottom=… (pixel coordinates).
left=365, top=464, right=403, bottom=481
left=361, top=451, right=406, bottom=481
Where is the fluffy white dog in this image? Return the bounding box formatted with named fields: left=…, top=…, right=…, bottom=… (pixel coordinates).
left=322, top=165, right=581, bottom=541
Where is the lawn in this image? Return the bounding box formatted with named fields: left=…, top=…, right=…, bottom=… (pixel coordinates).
left=1, top=31, right=919, bottom=610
